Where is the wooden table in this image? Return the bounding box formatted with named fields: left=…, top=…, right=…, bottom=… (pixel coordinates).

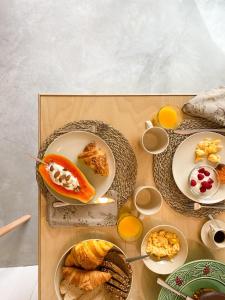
left=39, top=95, right=225, bottom=300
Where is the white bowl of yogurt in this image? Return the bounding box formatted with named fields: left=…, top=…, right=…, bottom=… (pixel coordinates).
left=188, top=165, right=220, bottom=199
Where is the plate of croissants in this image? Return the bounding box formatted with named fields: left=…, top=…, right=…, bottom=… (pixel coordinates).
left=43, top=130, right=116, bottom=205
left=54, top=239, right=133, bottom=300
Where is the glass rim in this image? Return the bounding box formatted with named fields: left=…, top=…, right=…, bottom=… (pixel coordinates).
left=117, top=214, right=143, bottom=242
left=156, top=104, right=183, bottom=129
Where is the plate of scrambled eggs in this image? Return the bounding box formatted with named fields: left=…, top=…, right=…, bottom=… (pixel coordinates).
left=141, top=225, right=188, bottom=274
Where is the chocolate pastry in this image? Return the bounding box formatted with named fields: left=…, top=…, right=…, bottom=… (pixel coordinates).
left=100, top=251, right=132, bottom=299
left=101, top=261, right=128, bottom=280
left=108, top=278, right=129, bottom=292
left=100, top=267, right=129, bottom=285
left=104, top=251, right=132, bottom=280
left=105, top=283, right=128, bottom=299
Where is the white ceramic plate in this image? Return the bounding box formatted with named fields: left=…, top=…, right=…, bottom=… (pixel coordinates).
left=44, top=131, right=116, bottom=205
left=141, top=225, right=188, bottom=275
left=172, top=132, right=225, bottom=204
left=54, top=239, right=132, bottom=300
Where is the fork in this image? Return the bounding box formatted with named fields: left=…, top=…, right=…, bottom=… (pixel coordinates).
left=185, top=201, right=225, bottom=210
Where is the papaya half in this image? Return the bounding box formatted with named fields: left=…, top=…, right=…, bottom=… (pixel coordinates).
left=39, top=153, right=96, bottom=203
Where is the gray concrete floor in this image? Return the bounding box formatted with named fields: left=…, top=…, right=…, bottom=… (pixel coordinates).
left=0, top=0, right=225, bottom=267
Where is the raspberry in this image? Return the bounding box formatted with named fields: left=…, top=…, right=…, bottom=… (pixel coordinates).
left=204, top=170, right=210, bottom=176
left=198, top=173, right=204, bottom=180
left=200, top=186, right=206, bottom=193
left=201, top=181, right=208, bottom=188
left=198, top=168, right=205, bottom=173
left=206, top=184, right=212, bottom=190
left=208, top=178, right=214, bottom=184
left=191, top=179, right=197, bottom=186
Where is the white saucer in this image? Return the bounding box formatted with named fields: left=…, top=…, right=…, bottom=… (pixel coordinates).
left=201, top=219, right=225, bottom=250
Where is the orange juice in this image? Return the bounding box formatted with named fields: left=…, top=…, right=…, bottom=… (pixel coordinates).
left=117, top=215, right=143, bottom=242
left=157, top=105, right=182, bottom=129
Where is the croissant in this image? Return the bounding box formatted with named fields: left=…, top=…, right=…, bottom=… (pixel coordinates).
left=62, top=267, right=111, bottom=291
left=65, top=240, right=113, bottom=270
left=78, top=142, right=109, bottom=176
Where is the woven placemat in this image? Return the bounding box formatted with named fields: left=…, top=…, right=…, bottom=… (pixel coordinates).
left=36, top=120, right=137, bottom=226
left=153, top=118, right=225, bottom=217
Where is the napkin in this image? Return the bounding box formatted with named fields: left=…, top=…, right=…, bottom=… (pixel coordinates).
left=46, top=190, right=118, bottom=227
left=182, top=87, right=225, bottom=126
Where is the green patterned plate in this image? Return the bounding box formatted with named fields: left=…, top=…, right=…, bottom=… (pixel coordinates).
left=158, top=259, right=225, bottom=300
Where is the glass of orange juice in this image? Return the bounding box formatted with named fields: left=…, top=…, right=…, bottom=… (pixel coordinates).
left=117, top=207, right=143, bottom=242
left=153, top=105, right=183, bottom=129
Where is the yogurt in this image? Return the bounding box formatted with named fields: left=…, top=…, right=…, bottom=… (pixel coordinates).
left=47, top=162, right=80, bottom=191
left=189, top=166, right=218, bottom=197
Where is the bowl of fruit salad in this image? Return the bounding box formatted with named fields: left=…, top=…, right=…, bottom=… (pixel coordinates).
left=188, top=165, right=220, bottom=199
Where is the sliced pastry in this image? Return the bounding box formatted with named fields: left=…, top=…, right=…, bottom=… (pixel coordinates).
left=78, top=142, right=109, bottom=176
left=100, top=251, right=132, bottom=300
left=62, top=267, right=111, bottom=291
left=100, top=261, right=128, bottom=282
left=104, top=251, right=132, bottom=280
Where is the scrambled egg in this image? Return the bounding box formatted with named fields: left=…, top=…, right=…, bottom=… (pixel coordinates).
left=195, top=138, right=222, bottom=163
left=146, top=230, right=180, bottom=260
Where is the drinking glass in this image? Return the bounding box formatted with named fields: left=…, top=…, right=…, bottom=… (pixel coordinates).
left=153, top=105, right=183, bottom=129
left=117, top=206, right=143, bottom=242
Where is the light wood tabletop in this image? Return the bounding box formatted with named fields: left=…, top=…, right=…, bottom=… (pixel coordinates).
left=38, top=95, right=225, bottom=300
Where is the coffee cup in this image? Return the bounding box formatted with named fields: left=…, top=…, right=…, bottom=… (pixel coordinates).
left=134, top=186, right=163, bottom=217
left=141, top=121, right=169, bottom=154
left=208, top=223, right=225, bottom=249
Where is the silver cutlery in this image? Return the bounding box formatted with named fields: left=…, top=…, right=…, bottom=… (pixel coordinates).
left=125, top=254, right=149, bottom=263
left=174, top=128, right=225, bottom=135
left=194, top=202, right=225, bottom=211
left=157, top=278, right=194, bottom=300
left=53, top=196, right=115, bottom=208
left=53, top=201, right=73, bottom=208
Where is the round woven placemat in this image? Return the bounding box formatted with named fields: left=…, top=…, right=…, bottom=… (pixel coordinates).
left=153, top=118, right=225, bottom=217
left=36, top=120, right=137, bottom=209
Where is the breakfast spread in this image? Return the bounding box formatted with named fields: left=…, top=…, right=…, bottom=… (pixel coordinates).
left=195, top=138, right=222, bottom=163
left=59, top=240, right=132, bottom=300
left=216, top=164, right=225, bottom=184
left=146, top=230, right=180, bottom=260
left=39, top=153, right=96, bottom=203
left=78, top=142, right=109, bottom=176
left=37, top=107, right=225, bottom=300
left=189, top=166, right=218, bottom=196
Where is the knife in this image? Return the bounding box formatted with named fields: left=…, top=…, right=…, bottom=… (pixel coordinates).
left=53, top=196, right=115, bottom=208
left=174, top=128, right=225, bottom=135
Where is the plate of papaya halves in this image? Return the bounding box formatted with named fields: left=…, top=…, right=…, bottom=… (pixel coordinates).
left=38, top=131, right=116, bottom=205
